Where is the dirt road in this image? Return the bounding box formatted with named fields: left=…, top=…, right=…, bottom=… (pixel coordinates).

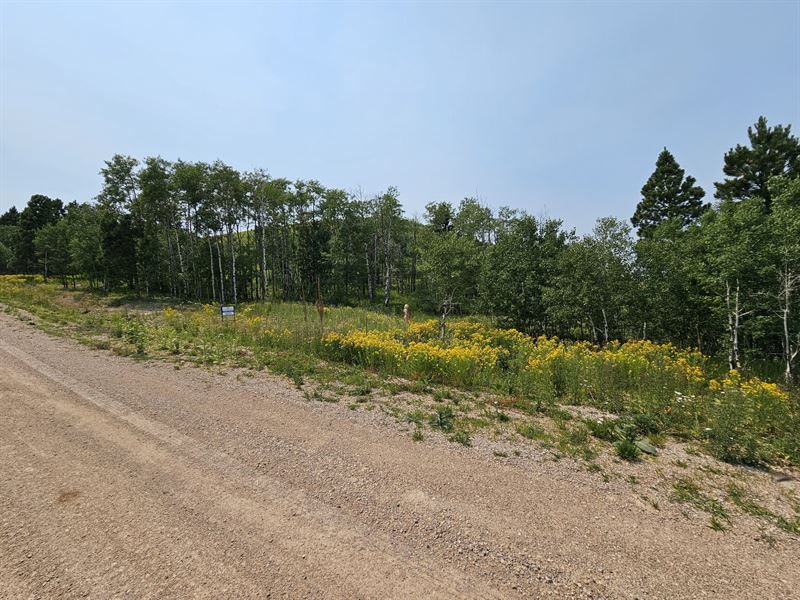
left=0, top=312, right=797, bottom=599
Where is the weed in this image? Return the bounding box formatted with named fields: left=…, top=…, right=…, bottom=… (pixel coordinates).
left=405, top=409, right=427, bottom=427
left=432, top=389, right=453, bottom=402
left=685, top=445, right=701, bottom=457
left=709, top=515, right=727, bottom=531
left=349, top=385, right=372, bottom=397
left=641, top=495, right=660, bottom=510
left=429, top=405, right=454, bottom=431
left=671, top=478, right=729, bottom=525
left=586, top=418, right=620, bottom=442
left=412, top=428, right=424, bottom=442
left=615, top=439, right=641, bottom=462
left=450, top=429, right=471, bottom=446
left=515, top=421, right=546, bottom=441
left=494, top=410, right=510, bottom=423
left=728, top=483, right=800, bottom=535
left=558, top=424, right=596, bottom=460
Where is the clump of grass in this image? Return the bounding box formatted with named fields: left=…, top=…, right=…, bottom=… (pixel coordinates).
left=493, top=409, right=510, bottom=423
left=432, top=388, right=453, bottom=402
left=728, top=484, right=800, bottom=535
left=348, top=384, right=372, bottom=397
left=515, top=421, right=546, bottom=441
left=558, top=424, right=596, bottom=460
left=412, top=428, right=424, bottom=442
left=670, top=477, right=729, bottom=530
left=405, top=409, right=426, bottom=427
left=429, top=405, right=454, bottom=432
left=615, top=439, right=641, bottom=462
left=310, top=388, right=338, bottom=403
left=685, top=445, right=701, bottom=456
left=586, top=417, right=620, bottom=442
left=450, top=429, right=471, bottom=446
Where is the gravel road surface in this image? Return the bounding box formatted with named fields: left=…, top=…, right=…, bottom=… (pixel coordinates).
left=1, top=312, right=797, bottom=599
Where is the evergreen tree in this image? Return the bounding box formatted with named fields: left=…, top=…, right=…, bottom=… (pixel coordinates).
left=714, top=116, right=800, bottom=210
left=631, top=148, right=706, bottom=238
left=0, top=206, right=20, bottom=226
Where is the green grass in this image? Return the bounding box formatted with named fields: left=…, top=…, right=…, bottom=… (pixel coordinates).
left=670, top=477, right=730, bottom=530
left=615, top=439, right=641, bottom=462
left=515, top=421, right=547, bottom=441
left=727, top=484, right=800, bottom=535
left=2, top=276, right=799, bottom=468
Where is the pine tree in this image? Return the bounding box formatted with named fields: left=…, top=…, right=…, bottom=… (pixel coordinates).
left=714, top=116, right=800, bottom=210
left=0, top=206, right=20, bottom=226
left=631, top=148, right=706, bottom=238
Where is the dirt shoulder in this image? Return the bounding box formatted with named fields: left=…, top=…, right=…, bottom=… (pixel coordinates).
left=0, top=312, right=797, bottom=599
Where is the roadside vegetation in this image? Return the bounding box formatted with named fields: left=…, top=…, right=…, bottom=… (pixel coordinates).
left=2, top=274, right=798, bottom=469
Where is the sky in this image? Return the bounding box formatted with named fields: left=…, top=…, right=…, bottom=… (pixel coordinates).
left=1, top=0, right=798, bottom=233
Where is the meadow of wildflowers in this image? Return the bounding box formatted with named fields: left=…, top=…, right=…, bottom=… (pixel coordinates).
left=1, top=275, right=798, bottom=466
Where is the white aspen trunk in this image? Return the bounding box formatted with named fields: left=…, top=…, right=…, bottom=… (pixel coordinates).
left=228, top=226, right=237, bottom=305
left=166, top=229, right=176, bottom=297
left=383, top=261, right=391, bottom=307
left=733, top=279, right=741, bottom=369
left=782, top=267, right=795, bottom=384
left=259, top=220, right=268, bottom=303
left=175, top=230, right=186, bottom=298
left=365, top=246, right=374, bottom=301
left=216, top=236, right=225, bottom=305
left=207, top=237, right=216, bottom=302
left=383, top=229, right=392, bottom=306
left=726, top=280, right=735, bottom=370
left=601, top=308, right=609, bottom=344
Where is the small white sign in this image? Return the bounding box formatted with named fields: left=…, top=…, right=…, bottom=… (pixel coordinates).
left=221, top=305, right=235, bottom=317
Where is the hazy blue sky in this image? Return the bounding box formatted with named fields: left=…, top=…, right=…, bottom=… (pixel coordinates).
left=1, top=1, right=798, bottom=232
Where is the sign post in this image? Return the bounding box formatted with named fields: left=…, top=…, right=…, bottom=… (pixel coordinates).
left=221, top=305, right=235, bottom=323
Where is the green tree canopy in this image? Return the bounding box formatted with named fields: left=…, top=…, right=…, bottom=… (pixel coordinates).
left=0, top=206, right=20, bottom=226
left=714, top=116, right=800, bottom=210
left=631, top=148, right=706, bottom=238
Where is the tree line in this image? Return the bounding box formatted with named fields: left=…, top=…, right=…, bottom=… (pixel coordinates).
left=0, top=116, right=798, bottom=381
